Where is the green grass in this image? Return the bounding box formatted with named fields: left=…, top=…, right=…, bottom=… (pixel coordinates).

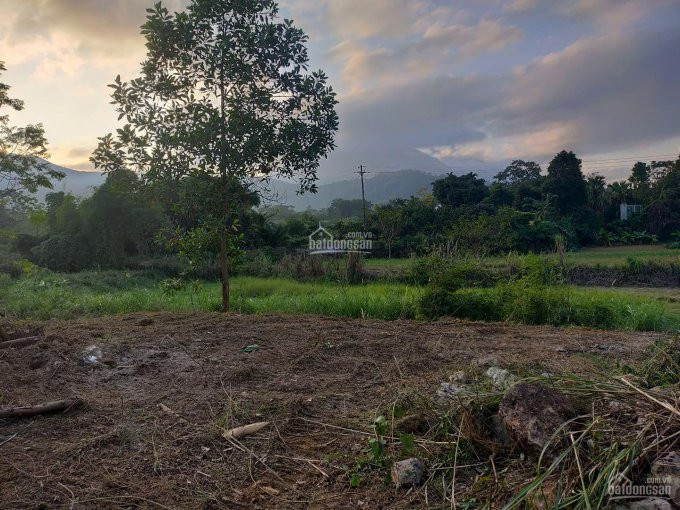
left=363, top=257, right=413, bottom=269
left=0, top=271, right=422, bottom=321
left=368, top=245, right=680, bottom=271
left=421, top=283, right=680, bottom=332
left=1, top=269, right=678, bottom=332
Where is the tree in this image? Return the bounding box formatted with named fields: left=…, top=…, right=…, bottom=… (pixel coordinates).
left=91, top=0, right=338, bottom=311
left=630, top=162, right=650, bottom=190
left=326, top=198, right=368, bottom=220
left=607, top=181, right=631, bottom=206
left=585, top=173, right=606, bottom=213
left=0, top=62, right=63, bottom=209
left=432, top=172, right=489, bottom=208
left=494, top=160, right=541, bottom=186
left=544, top=150, right=586, bottom=214
left=374, top=204, right=402, bottom=259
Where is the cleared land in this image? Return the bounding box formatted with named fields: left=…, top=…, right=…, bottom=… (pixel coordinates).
left=0, top=312, right=665, bottom=509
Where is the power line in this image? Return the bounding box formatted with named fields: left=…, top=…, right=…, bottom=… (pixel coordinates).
left=355, top=164, right=370, bottom=231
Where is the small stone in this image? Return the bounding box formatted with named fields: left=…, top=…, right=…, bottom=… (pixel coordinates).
left=651, top=452, right=680, bottom=504
left=391, top=458, right=424, bottom=487
left=613, top=498, right=673, bottom=510
left=499, top=383, right=575, bottom=455
left=82, top=345, right=103, bottom=366
left=449, top=371, right=470, bottom=384
left=486, top=366, right=516, bottom=390
left=473, top=355, right=499, bottom=368
left=437, top=382, right=471, bottom=400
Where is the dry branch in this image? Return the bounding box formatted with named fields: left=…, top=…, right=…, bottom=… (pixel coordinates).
left=157, top=403, right=188, bottom=424
left=0, top=397, right=85, bottom=420
left=0, top=336, right=41, bottom=350
left=223, top=421, right=270, bottom=440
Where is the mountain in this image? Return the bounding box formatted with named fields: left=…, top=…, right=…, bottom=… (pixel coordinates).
left=267, top=169, right=437, bottom=210
left=14, top=161, right=106, bottom=202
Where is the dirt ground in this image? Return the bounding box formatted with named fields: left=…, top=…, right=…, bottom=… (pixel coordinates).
left=0, top=313, right=666, bottom=509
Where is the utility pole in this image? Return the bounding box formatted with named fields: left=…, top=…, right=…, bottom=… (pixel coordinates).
left=355, top=165, right=369, bottom=231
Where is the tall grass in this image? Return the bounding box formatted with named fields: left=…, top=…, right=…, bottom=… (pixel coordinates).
left=0, top=272, right=421, bottom=321
left=420, top=283, right=678, bottom=332
left=1, top=269, right=678, bottom=331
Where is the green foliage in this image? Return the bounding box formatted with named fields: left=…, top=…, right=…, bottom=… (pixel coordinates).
left=420, top=281, right=672, bottom=331
left=432, top=172, right=489, bottom=208
left=0, top=62, right=64, bottom=209
left=544, top=150, right=587, bottom=214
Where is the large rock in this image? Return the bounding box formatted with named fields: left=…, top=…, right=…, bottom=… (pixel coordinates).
left=613, top=499, right=673, bottom=510
left=486, top=367, right=516, bottom=390
left=498, top=383, right=575, bottom=454
left=651, top=451, right=680, bottom=504
left=391, top=458, right=424, bottom=487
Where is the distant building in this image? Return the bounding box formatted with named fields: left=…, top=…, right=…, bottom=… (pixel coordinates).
left=620, top=203, right=642, bottom=221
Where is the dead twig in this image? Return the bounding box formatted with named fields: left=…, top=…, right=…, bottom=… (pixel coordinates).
left=157, top=403, right=189, bottom=424
left=0, top=398, right=85, bottom=421
left=0, top=336, right=41, bottom=350
left=223, top=421, right=270, bottom=440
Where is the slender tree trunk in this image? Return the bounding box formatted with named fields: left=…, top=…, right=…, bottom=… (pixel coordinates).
left=220, top=236, right=230, bottom=312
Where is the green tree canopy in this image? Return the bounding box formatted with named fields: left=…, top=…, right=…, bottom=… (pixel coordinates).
left=494, top=160, right=542, bottom=186
left=91, top=0, right=338, bottom=311
left=544, top=150, right=586, bottom=214
left=0, top=62, right=63, bottom=209
left=432, top=172, right=489, bottom=208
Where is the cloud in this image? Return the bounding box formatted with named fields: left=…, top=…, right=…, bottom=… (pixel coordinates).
left=332, top=26, right=680, bottom=176
left=330, top=18, right=523, bottom=92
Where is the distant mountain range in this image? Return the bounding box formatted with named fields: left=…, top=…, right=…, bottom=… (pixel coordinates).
left=28, top=159, right=491, bottom=210
left=267, top=169, right=437, bottom=210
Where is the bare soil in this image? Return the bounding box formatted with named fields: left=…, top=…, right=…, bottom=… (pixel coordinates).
left=0, top=313, right=665, bottom=509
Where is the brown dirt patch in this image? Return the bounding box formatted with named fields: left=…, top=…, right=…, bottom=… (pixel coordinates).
left=0, top=313, right=665, bottom=509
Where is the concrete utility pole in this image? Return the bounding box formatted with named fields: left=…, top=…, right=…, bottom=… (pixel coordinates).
left=355, top=164, right=369, bottom=231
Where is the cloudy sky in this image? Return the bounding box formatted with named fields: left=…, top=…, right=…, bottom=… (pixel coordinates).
left=1, top=0, right=679, bottom=182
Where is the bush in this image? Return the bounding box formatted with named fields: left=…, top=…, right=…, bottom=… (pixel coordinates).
left=420, top=287, right=501, bottom=321
left=419, top=279, right=671, bottom=331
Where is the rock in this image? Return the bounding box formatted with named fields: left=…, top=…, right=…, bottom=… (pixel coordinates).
left=651, top=452, right=680, bottom=504
left=391, top=458, right=424, bottom=487
left=137, top=318, right=154, bottom=326
left=498, top=383, right=575, bottom=455
left=473, top=355, right=499, bottom=368
left=82, top=345, right=103, bottom=366
left=486, top=366, right=516, bottom=390
left=437, top=382, right=471, bottom=400
left=449, top=371, right=470, bottom=384
left=613, top=498, right=673, bottom=510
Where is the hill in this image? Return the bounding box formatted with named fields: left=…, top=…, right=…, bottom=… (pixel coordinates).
left=268, top=169, right=437, bottom=210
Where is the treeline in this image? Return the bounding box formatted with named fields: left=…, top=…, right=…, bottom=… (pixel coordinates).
left=2, top=150, right=680, bottom=273
left=262, top=150, right=680, bottom=258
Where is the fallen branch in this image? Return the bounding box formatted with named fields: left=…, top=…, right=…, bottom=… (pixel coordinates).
left=223, top=421, right=270, bottom=440
left=0, top=336, right=41, bottom=350
left=0, top=398, right=85, bottom=421
left=157, top=403, right=188, bottom=424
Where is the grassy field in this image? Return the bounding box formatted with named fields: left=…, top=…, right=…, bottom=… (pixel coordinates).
left=0, top=271, right=422, bottom=321
left=365, top=245, right=680, bottom=269
left=1, top=269, right=679, bottom=332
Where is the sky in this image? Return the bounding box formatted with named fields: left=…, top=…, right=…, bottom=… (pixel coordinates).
left=1, top=0, right=679, bottom=183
